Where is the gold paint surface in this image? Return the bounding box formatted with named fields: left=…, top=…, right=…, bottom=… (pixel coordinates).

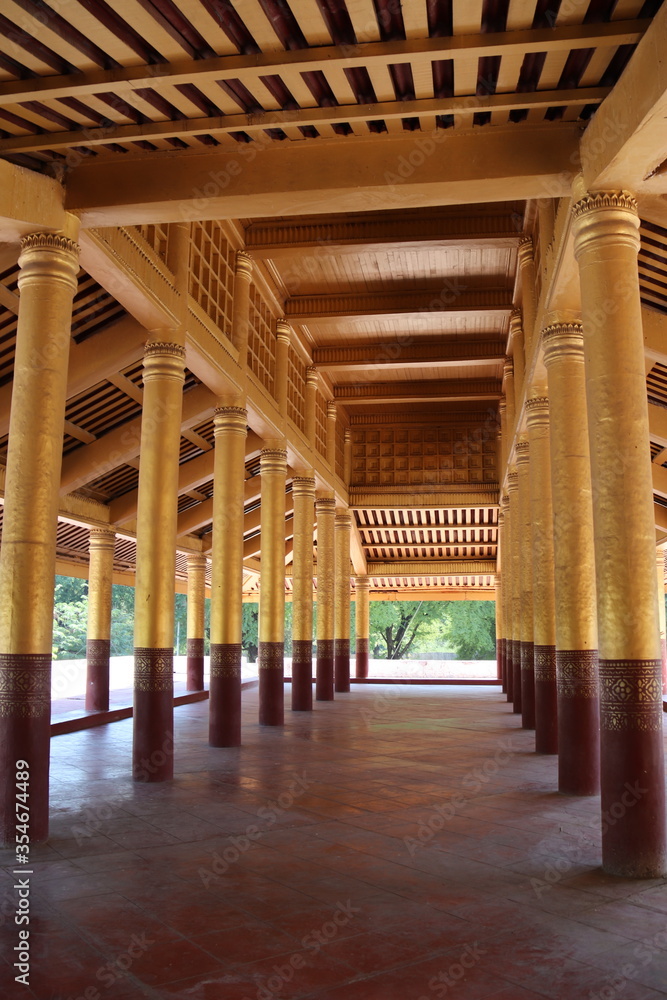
left=259, top=447, right=287, bottom=644
left=292, top=475, right=315, bottom=643
left=186, top=554, right=206, bottom=641
left=334, top=510, right=351, bottom=641
left=87, top=529, right=115, bottom=641
left=211, top=408, right=247, bottom=643
left=316, top=495, right=336, bottom=643
left=526, top=397, right=556, bottom=648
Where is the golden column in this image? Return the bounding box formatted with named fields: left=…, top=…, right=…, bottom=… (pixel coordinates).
left=344, top=428, right=352, bottom=485
left=186, top=553, right=206, bottom=692
left=305, top=366, right=318, bottom=448
left=133, top=341, right=185, bottom=783
left=496, top=501, right=506, bottom=689
left=232, top=250, right=253, bottom=365
left=498, top=398, right=507, bottom=484
left=657, top=548, right=666, bottom=694
left=507, top=469, right=522, bottom=713
left=543, top=322, right=599, bottom=795
left=209, top=406, right=247, bottom=746
left=275, top=319, right=291, bottom=421
left=509, top=310, right=525, bottom=417
left=355, top=576, right=371, bottom=679
left=501, top=493, right=513, bottom=702
left=86, top=528, right=116, bottom=712
left=573, top=191, right=666, bottom=877
left=0, top=229, right=79, bottom=844
left=327, top=401, right=337, bottom=471
left=258, top=445, right=287, bottom=726
left=334, top=509, right=352, bottom=693
left=526, top=393, right=558, bottom=754
left=516, top=438, right=535, bottom=728
left=315, top=492, right=336, bottom=700
left=291, top=474, right=316, bottom=711
left=517, top=236, right=537, bottom=355
left=503, top=359, right=515, bottom=439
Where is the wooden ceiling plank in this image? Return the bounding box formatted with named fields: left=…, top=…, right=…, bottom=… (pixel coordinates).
left=401, top=1, right=430, bottom=39
left=106, top=372, right=143, bottom=404
left=177, top=0, right=239, bottom=56
left=290, top=0, right=333, bottom=45
left=233, top=0, right=284, bottom=52
left=1, top=0, right=99, bottom=71
left=54, top=0, right=147, bottom=66
left=63, top=419, right=96, bottom=444
left=345, top=0, right=381, bottom=42
left=506, top=0, right=538, bottom=30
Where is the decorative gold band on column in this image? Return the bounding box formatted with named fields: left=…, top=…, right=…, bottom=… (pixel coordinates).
left=292, top=639, right=312, bottom=665
left=134, top=648, right=173, bottom=692
left=306, top=366, right=318, bottom=386
left=542, top=322, right=584, bottom=364
left=260, top=447, right=288, bottom=475
left=276, top=319, right=291, bottom=344
left=327, top=401, right=337, bottom=418
left=259, top=642, right=285, bottom=669
left=142, top=342, right=186, bottom=383
left=557, top=650, right=598, bottom=699
left=214, top=405, right=248, bottom=436
left=572, top=192, right=640, bottom=257
left=516, top=438, right=529, bottom=465
left=335, top=511, right=352, bottom=530
left=507, top=470, right=518, bottom=493
left=187, top=638, right=204, bottom=658
left=503, top=359, right=514, bottom=383
left=88, top=527, right=116, bottom=551
left=235, top=250, right=253, bottom=280
left=18, top=233, right=80, bottom=293
left=599, top=660, right=663, bottom=732
left=534, top=645, right=557, bottom=682
left=0, top=654, right=51, bottom=717
left=317, top=639, right=335, bottom=658
left=517, top=235, right=534, bottom=268
left=87, top=638, right=111, bottom=666
left=525, top=395, right=549, bottom=426
left=292, top=475, right=316, bottom=499
left=316, top=497, right=337, bottom=514
left=211, top=643, right=242, bottom=678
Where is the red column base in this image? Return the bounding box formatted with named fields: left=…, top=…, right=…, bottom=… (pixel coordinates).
left=133, top=648, right=174, bottom=782
left=0, top=653, right=51, bottom=845
left=186, top=637, right=205, bottom=692
left=497, top=638, right=503, bottom=686
left=209, top=643, right=241, bottom=746
left=334, top=639, right=350, bottom=693
left=521, top=641, right=535, bottom=730
left=86, top=638, right=110, bottom=712
left=316, top=640, right=334, bottom=701
left=512, top=640, right=522, bottom=714
left=355, top=638, right=369, bottom=679
left=534, top=645, right=558, bottom=755
left=599, top=658, right=667, bottom=878
left=292, top=640, right=313, bottom=711
left=505, top=639, right=514, bottom=702
left=557, top=649, right=599, bottom=796
left=259, top=642, right=284, bottom=725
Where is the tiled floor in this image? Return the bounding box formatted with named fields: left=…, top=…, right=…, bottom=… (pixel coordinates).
left=2, top=684, right=667, bottom=999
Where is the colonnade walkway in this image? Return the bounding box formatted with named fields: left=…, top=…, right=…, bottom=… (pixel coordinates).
left=2, top=685, right=667, bottom=999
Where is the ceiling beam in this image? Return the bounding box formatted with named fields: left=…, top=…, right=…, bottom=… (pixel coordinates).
left=0, top=21, right=645, bottom=107
left=313, top=339, right=505, bottom=371
left=649, top=402, right=667, bottom=450
left=580, top=4, right=667, bottom=194
left=245, top=209, right=523, bottom=259
left=0, top=88, right=610, bottom=157
left=644, top=306, right=667, bottom=367
left=334, top=378, right=501, bottom=403
left=65, top=125, right=581, bottom=228
left=653, top=463, right=667, bottom=500
left=367, top=559, right=496, bottom=575
left=287, top=289, right=512, bottom=322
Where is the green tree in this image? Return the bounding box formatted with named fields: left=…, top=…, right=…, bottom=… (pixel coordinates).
left=52, top=580, right=88, bottom=659
left=242, top=603, right=259, bottom=662
left=369, top=601, right=445, bottom=659
left=443, top=601, right=496, bottom=659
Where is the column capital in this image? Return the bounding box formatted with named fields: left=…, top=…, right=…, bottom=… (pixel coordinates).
left=143, top=341, right=186, bottom=382
left=542, top=322, right=584, bottom=366
left=306, top=365, right=319, bottom=387
left=315, top=494, right=336, bottom=513
left=572, top=190, right=639, bottom=258
left=292, top=475, right=316, bottom=499
left=88, top=527, right=116, bottom=550
left=525, top=394, right=550, bottom=429
left=186, top=552, right=207, bottom=568
left=503, top=358, right=514, bottom=382
left=355, top=575, right=370, bottom=591
left=335, top=509, right=352, bottom=529
left=501, top=493, right=509, bottom=509
left=235, top=249, right=253, bottom=280
left=515, top=438, right=529, bottom=465
left=18, top=232, right=80, bottom=291
left=276, top=318, right=291, bottom=344
left=214, top=405, right=247, bottom=436
left=507, top=469, right=519, bottom=492
left=517, top=235, right=534, bottom=266
left=344, top=428, right=351, bottom=442
left=260, top=447, right=287, bottom=475
left=327, top=400, right=337, bottom=418
left=509, top=309, right=523, bottom=338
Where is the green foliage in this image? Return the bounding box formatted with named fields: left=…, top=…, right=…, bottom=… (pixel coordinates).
left=52, top=580, right=88, bottom=659
left=442, top=601, right=496, bottom=659
left=242, top=603, right=259, bottom=662
left=370, top=601, right=444, bottom=659
left=367, top=599, right=496, bottom=660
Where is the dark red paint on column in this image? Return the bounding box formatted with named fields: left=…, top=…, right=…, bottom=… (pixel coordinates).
left=355, top=638, right=369, bottom=679
left=557, top=649, right=599, bottom=795
left=85, top=638, right=110, bottom=712
left=316, top=639, right=334, bottom=701
left=186, top=637, right=204, bottom=692
left=534, top=645, right=558, bottom=755
left=291, top=639, right=312, bottom=711
left=259, top=641, right=284, bottom=726
left=521, top=641, right=535, bottom=730
left=209, top=643, right=241, bottom=746
left=512, top=640, right=522, bottom=714
left=334, top=639, right=350, bottom=693
left=133, top=648, right=174, bottom=783
left=505, top=640, right=514, bottom=702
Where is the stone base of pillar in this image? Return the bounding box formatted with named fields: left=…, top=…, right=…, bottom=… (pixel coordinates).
left=512, top=640, right=522, bottom=714
left=209, top=644, right=241, bottom=746
left=291, top=640, right=312, bottom=711
left=316, top=639, right=334, bottom=701
left=521, top=642, right=535, bottom=730
left=0, top=654, right=51, bottom=844
left=259, top=642, right=284, bottom=725
left=334, top=639, right=350, bottom=693
left=186, top=637, right=205, bottom=692
left=557, top=649, right=599, bottom=796
left=355, top=638, right=369, bottom=679
left=133, top=648, right=174, bottom=783
left=85, top=638, right=110, bottom=712
left=534, top=645, right=558, bottom=755
left=599, top=658, right=667, bottom=878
